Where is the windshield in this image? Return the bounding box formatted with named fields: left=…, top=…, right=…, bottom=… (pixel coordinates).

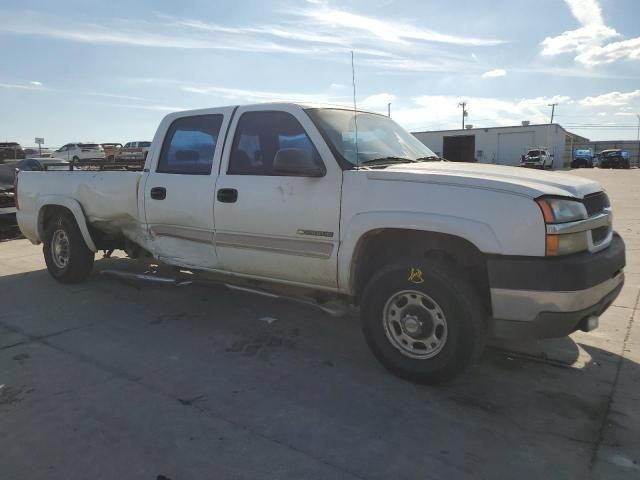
left=527, top=150, right=542, bottom=156
left=306, top=108, right=437, bottom=167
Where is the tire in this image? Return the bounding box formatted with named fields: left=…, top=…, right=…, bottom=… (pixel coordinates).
left=43, top=212, right=94, bottom=283
left=361, top=259, right=487, bottom=384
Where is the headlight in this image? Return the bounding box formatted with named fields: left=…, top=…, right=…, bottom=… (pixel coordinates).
left=536, top=197, right=589, bottom=256
left=536, top=197, right=587, bottom=223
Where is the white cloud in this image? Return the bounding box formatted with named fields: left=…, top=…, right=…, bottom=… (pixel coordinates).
left=128, top=78, right=350, bottom=104
left=360, top=93, right=396, bottom=109
left=28, top=80, right=42, bottom=86
left=565, top=0, right=605, bottom=26
left=0, top=8, right=499, bottom=76
left=0, top=13, right=355, bottom=56
left=575, top=37, right=640, bottom=65
left=395, top=95, right=571, bottom=131
left=481, top=69, right=506, bottom=78
left=580, top=90, right=640, bottom=107
left=295, top=6, right=505, bottom=47
left=0, top=81, right=43, bottom=90
left=541, top=0, right=639, bottom=65
left=92, top=102, right=187, bottom=112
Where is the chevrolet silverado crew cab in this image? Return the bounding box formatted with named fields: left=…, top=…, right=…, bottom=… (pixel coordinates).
left=15, top=103, right=625, bottom=383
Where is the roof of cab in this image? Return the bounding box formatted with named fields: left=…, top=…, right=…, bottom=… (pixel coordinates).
left=170, top=102, right=379, bottom=116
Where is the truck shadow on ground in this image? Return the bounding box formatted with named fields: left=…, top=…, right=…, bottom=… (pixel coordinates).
left=0, top=257, right=635, bottom=479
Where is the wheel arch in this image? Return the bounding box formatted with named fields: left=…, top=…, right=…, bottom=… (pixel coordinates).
left=343, top=220, right=496, bottom=313
left=37, top=198, right=97, bottom=252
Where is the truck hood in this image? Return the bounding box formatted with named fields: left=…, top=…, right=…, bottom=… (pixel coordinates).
left=365, top=162, right=601, bottom=199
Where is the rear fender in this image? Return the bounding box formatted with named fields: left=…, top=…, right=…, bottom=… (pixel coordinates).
left=36, top=196, right=97, bottom=252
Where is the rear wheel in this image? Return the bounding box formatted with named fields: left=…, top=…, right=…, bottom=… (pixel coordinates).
left=43, top=212, right=94, bottom=283
left=361, top=260, right=487, bottom=384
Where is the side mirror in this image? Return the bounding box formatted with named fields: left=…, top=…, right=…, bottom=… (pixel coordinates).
left=273, top=148, right=325, bottom=177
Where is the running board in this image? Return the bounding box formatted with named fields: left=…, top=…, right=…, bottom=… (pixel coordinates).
left=101, top=269, right=350, bottom=317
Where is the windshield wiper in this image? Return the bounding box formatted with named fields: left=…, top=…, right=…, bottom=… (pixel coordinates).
left=359, top=156, right=416, bottom=167
left=415, top=155, right=442, bottom=162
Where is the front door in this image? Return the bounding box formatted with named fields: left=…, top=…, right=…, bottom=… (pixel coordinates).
left=214, top=105, right=342, bottom=288
left=143, top=108, right=234, bottom=269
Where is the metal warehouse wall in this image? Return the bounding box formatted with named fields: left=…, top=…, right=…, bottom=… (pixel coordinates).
left=413, top=124, right=569, bottom=169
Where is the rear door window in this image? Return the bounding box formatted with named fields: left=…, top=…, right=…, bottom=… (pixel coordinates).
left=157, top=114, right=224, bottom=175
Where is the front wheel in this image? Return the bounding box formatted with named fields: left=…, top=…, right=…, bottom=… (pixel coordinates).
left=43, top=212, right=95, bottom=283
left=361, top=260, right=487, bottom=384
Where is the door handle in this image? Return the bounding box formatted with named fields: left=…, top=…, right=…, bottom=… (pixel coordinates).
left=217, top=188, right=238, bottom=203
left=150, top=187, right=166, bottom=200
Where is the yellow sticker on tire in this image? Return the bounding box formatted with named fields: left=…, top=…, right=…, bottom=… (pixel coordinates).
left=408, top=268, right=424, bottom=284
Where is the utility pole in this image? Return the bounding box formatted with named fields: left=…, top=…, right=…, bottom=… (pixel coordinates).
left=548, top=103, right=558, bottom=124
left=458, top=101, right=467, bottom=130
left=636, top=114, right=639, bottom=167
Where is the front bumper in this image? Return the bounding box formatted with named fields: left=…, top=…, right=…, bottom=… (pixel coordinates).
left=488, top=234, right=625, bottom=339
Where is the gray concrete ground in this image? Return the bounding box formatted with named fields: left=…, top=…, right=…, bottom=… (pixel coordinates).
left=0, top=169, right=638, bottom=480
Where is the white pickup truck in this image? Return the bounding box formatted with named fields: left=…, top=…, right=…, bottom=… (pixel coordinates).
left=15, top=103, right=625, bottom=383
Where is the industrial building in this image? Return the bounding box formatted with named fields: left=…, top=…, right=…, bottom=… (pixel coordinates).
left=412, top=123, right=589, bottom=169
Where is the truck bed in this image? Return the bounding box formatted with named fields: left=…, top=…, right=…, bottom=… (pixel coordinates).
left=17, top=170, right=145, bottom=245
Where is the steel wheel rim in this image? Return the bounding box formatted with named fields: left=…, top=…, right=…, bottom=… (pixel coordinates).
left=382, top=290, right=448, bottom=359
left=51, top=229, right=70, bottom=269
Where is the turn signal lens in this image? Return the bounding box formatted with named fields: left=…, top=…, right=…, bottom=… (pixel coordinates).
left=546, top=235, right=559, bottom=256
left=537, top=198, right=555, bottom=223
left=545, top=232, right=589, bottom=256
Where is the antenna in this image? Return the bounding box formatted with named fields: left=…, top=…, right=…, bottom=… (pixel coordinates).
left=351, top=51, right=359, bottom=166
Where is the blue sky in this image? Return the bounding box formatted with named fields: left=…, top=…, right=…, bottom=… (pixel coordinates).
left=1, top=0, right=639, bottom=147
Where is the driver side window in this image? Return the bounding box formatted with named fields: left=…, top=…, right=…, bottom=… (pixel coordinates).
left=228, top=111, right=322, bottom=176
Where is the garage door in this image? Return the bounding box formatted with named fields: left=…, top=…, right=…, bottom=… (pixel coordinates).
left=497, top=132, right=535, bottom=166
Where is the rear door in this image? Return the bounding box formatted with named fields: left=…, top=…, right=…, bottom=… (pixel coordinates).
left=213, top=104, right=342, bottom=288
left=143, top=108, right=234, bottom=268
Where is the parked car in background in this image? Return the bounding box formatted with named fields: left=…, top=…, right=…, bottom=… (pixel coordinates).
left=0, top=142, right=26, bottom=162
left=116, top=141, right=151, bottom=161
left=101, top=143, right=123, bottom=162
left=16, top=158, right=73, bottom=171
left=23, top=147, right=52, bottom=158
left=0, top=158, right=72, bottom=214
left=520, top=147, right=553, bottom=169
left=598, top=149, right=630, bottom=169
left=0, top=187, right=14, bottom=215
left=51, top=143, right=105, bottom=162
left=571, top=148, right=594, bottom=168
